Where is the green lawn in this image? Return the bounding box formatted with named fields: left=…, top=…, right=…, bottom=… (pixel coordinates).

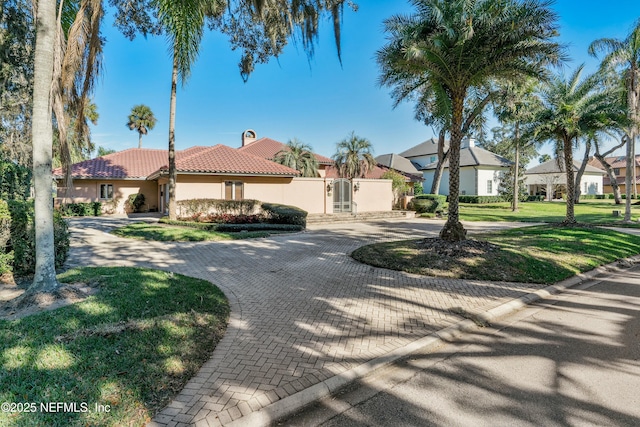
left=458, top=200, right=639, bottom=225
left=352, top=225, right=640, bottom=284
left=0, top=267, right=229, bottom=427
left=111, top=222, right=280, bottom=241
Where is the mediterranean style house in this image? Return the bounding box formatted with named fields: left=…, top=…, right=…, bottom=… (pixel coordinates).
left=400, top=137, right=512, bottom=196
left=54, top=130, right=393, bottom=215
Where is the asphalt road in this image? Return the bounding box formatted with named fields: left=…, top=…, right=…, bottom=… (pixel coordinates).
left=281, top=264, right=640, bottom=427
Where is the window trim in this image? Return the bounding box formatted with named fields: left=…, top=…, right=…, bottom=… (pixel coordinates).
left=99, top=183, right=114, bottom=200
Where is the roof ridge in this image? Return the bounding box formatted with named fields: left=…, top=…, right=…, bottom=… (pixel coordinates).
left=467, top=146, right=480, bottom=166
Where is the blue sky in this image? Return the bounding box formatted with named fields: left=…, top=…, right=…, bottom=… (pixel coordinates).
left=91, top=1, right=640, bottom=163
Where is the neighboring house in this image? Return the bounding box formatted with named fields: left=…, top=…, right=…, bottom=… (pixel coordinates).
left=587, top=155, right=640, bottom=194
left=54, top=131, right=393, bottom=215
left=375, top=153, right=424, bottom=184
left=403, top=138, right=511, bottom=196
left=399, top=137, right=441, bottom=168
left=524, top=159, right=605, bottom=200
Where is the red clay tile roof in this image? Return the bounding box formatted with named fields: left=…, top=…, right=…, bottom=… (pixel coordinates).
left=168, top=144, right=300, bottom=176
left=238, top=137, right=333, bottom=165
left=588, top=155, right=640, bottom=170
left=53, top=148, right=168, bottom=179
left=55, top=144, right=300, bottom=179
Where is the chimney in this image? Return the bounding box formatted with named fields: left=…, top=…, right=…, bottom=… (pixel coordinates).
left=242, top=129, right=257, bottom=147
left=461, top=137, right=476, bottom=149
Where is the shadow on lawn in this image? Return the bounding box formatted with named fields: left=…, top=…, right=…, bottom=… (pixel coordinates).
left=0, top=267, right=229, bottom=427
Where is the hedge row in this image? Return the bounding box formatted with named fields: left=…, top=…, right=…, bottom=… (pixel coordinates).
left=177, top=199, right=261, bottom=217
left=176, top=200, right=307, bottom=227
left=59, top=202, right=102, bottom=216
left=3, top=201, right=70, bottom=276
left=458, top=195, right=505, bottom=204
left=159, top=218, right=304, bottom=232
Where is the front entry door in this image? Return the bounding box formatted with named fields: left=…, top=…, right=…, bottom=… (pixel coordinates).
left=333, top=179, right=352, bottom=213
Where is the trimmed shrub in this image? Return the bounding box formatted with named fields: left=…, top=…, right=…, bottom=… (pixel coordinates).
left=409, top=194, right=447, bottom=213
left=60, top=202, right=101, bottom=217
left=607, top=193, right=615, bottom=199
left=0, top=200, right=12, bottom=275
left=527, top=195, right=545, bottom=202
left=458, top=195, right=505, bottom=204
left=7, top=201, right=70, bottom=276
left=177, top=199, right=260, bottom=217
left=127, top=193, right=146, bottom=213
left=261, top=203, right=307, bottom=227
left=158, top=218, right=303, bottom=232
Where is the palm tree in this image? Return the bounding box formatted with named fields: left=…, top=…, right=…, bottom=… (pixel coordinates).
left=332, top=133, right=376, bottom=180
left=377, top=0, right=563, bottom=241
left=127, top=104, right=157, bottom=148
left=274, top=138, right=319, bottom=177
left=30, top=0, right=59, bottom=293
left=589, top=21, right=640, bottom=221
left=154, top=0, right=225, bottom=220
left=493, top=78, right=541, bottom=212
left=530, top=65, right=625, bottom=224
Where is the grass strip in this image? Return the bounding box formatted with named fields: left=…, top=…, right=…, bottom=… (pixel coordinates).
left=352, top=225, right=640, bottom=284
left=458, top=201, right=639, bottom=225
left=0, top=267, right=229, bottom=427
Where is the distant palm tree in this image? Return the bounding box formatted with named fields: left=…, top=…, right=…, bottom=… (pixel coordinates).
left=493, top=78, right=541, bottom=212
left=530, top=65, right=625, bottom=224
left=274, top=139, right=319, bottom=177
left=377, top=0, right=563, bottom=241
left=127, top=104, right=157, bottom=148
left=332, top=132, right=376, bottom=180
left=589, top=20, right=640, bottom=221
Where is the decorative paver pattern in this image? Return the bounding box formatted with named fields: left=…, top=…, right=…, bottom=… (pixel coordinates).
left=66, top=218, right=545, bottom=426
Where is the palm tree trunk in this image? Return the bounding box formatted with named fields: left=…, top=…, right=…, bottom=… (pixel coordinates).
left=440, top=93, right=467, bottom=241
left=563, top=135, right=577, bottom=224
left=624, top=66, right=638, bottom=221
left=430, top=128, right=448, bottom=195
left=574, top=138, right=591, bottom=204
left=138, top=132, right=143, bottom=149
left=31, top=0, right=60, bottom=292
left=168, top=50, right=178, bottom=220
left=512, top=123, right=520, bottom=212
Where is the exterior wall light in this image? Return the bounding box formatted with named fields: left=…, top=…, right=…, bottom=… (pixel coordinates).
left=326, top=182, right=333, bottom=195
left=354, top=182, right=360, bottom=192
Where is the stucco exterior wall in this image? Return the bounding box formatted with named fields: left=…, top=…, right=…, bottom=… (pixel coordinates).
left=351, top=179, right=393, bottom=212
left=476, top=168, right=504, bottom=196
left=55, top=179, right=159, bottom=214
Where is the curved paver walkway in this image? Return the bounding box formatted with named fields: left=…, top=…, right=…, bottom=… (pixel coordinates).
left=66, top=218, right=546, bottom=426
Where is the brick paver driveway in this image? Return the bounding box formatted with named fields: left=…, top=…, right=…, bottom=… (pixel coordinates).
left=67, top=218, right=545, bottom=426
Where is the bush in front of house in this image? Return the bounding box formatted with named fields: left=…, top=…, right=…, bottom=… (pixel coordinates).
left=261, top=202, right=308, bottom=227
left=127, top=193, right=146, bottom=213
left=60, top=202, right=102, bottom=216
left=8, top=200, right=70, bottom=276
left=526, top=195, right=545, bottom=201
left=408, top=194, right=447, bottom=214
left=458, top=195, right=505, bottom=204
left=0, top=200, right=12, bottom=275
left=177, top=199, right=261, bottom=218
left=159, top=218, right=303, bottom=232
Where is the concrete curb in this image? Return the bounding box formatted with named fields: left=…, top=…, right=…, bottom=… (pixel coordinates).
left=225, top=255, right=640, bottom=427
